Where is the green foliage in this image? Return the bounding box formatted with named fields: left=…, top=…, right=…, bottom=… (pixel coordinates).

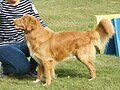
left=1, top=0, right=120, bottom=90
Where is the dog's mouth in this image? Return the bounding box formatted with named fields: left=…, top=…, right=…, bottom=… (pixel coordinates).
left=15, top=24, right=30, bottom=34
left=14, top=19, right=25, bottom=30
left=15, top=24, right=24, bottom=30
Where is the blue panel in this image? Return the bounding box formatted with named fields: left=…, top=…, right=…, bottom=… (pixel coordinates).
left=112, top=18, right=120, bottom=57
left=104, top=36, right=116, bottom=55
left=104, top=19, right=117, bottom=55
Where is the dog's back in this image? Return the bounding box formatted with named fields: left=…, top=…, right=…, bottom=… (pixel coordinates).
left=48, top=30, right=96, bottom=61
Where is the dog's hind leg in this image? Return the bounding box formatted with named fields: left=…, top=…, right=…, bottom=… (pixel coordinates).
left=85, top=59, right=96, bottom=80
left=75, top=49, right=96, bottom=80
left=77, top=56, right=96, bottom=80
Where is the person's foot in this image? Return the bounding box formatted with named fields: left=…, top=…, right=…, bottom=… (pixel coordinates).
left=29, top=70, right=37, bottom=77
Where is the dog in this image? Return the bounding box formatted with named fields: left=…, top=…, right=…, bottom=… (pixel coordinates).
left=14, top=15, right=114, bottom=86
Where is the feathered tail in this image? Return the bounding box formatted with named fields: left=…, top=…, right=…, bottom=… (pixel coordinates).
left=94, top=19, right=114, bottom=50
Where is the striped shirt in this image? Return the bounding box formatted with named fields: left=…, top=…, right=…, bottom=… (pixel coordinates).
left=0, top=0, right=47, bottom=45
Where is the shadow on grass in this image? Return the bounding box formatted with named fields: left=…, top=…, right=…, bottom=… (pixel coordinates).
left=4, top=68, right=90, bottom=81
left=3, top=74, right=35, bottom=81
left=56, top=68, right=90, bottom=78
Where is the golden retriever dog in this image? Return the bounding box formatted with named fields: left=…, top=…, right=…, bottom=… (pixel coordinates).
left=14, top=15, right=114, bottom=86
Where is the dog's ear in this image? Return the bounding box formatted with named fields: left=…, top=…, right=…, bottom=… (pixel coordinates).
left=27, top=19, right=37, bottom=31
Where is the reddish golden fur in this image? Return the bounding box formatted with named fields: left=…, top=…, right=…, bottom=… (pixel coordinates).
left=14, top=15, right=114, bottom=86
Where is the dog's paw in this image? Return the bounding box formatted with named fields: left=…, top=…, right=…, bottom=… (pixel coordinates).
left=89, top=78, right=93, bottom=81
left=33, top=79, right=41, bottom=83
left=52, top=75, right=57, bottom=80
left=43, top=84, right=47, bottom=86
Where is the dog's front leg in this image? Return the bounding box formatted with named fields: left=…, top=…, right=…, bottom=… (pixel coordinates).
left=51, top=63, right=57, bottom=80
left=33, top=64, right=43, bottom=83
left=43, top=61, right=52, bottom=86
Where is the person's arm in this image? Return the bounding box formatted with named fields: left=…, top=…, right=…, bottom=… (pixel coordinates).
left=30, top=1, right=47, bottom=27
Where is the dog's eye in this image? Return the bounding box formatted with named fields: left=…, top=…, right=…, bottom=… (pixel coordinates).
left=22, top=18, right=27, bottom=22
left=28, top=19, right=31, bottom=22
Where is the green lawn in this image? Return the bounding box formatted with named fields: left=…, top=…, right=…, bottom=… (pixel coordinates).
left=1, top=0, right=120, bottom=90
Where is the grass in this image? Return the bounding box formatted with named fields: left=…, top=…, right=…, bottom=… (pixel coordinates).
left=1, top=0, right=120, bottom=90
left=0, top=55, right=120, bottom=90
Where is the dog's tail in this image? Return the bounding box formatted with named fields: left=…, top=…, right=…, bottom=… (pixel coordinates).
left=93, top=19, right=114, bottom=50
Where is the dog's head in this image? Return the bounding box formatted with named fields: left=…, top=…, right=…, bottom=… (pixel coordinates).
left=14, top=15, right=39, bottom=33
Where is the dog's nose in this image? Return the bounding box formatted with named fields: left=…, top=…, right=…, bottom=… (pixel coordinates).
left=13, top=19, right=16, bottom=24
left=13, top=19, right=18, bottom=29
left=13, top=19, right=16, bottom=25
left=13, top=19, right=16, bottom=22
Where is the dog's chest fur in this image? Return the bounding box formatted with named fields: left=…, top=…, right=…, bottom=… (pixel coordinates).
left=27, top=41, right=42, bottom=64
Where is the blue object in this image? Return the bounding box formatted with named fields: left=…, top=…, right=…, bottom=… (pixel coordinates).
left=112, top=18, right=120, bottom=56
left=104, top=18, right=120, bottom=57
left=104, top=37, right=116, bottom=55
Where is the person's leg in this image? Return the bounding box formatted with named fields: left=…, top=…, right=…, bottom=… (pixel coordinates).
left=0, top=44, right=30, bottom=75
left=18, top=41, right=38, bottom=76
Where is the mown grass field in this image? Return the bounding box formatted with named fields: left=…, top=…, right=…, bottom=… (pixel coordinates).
left=1, top=0, right=120, bottom=90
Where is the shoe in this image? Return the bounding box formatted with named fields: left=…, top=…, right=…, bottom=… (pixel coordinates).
left=29, top=70, right=37, bottom=77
